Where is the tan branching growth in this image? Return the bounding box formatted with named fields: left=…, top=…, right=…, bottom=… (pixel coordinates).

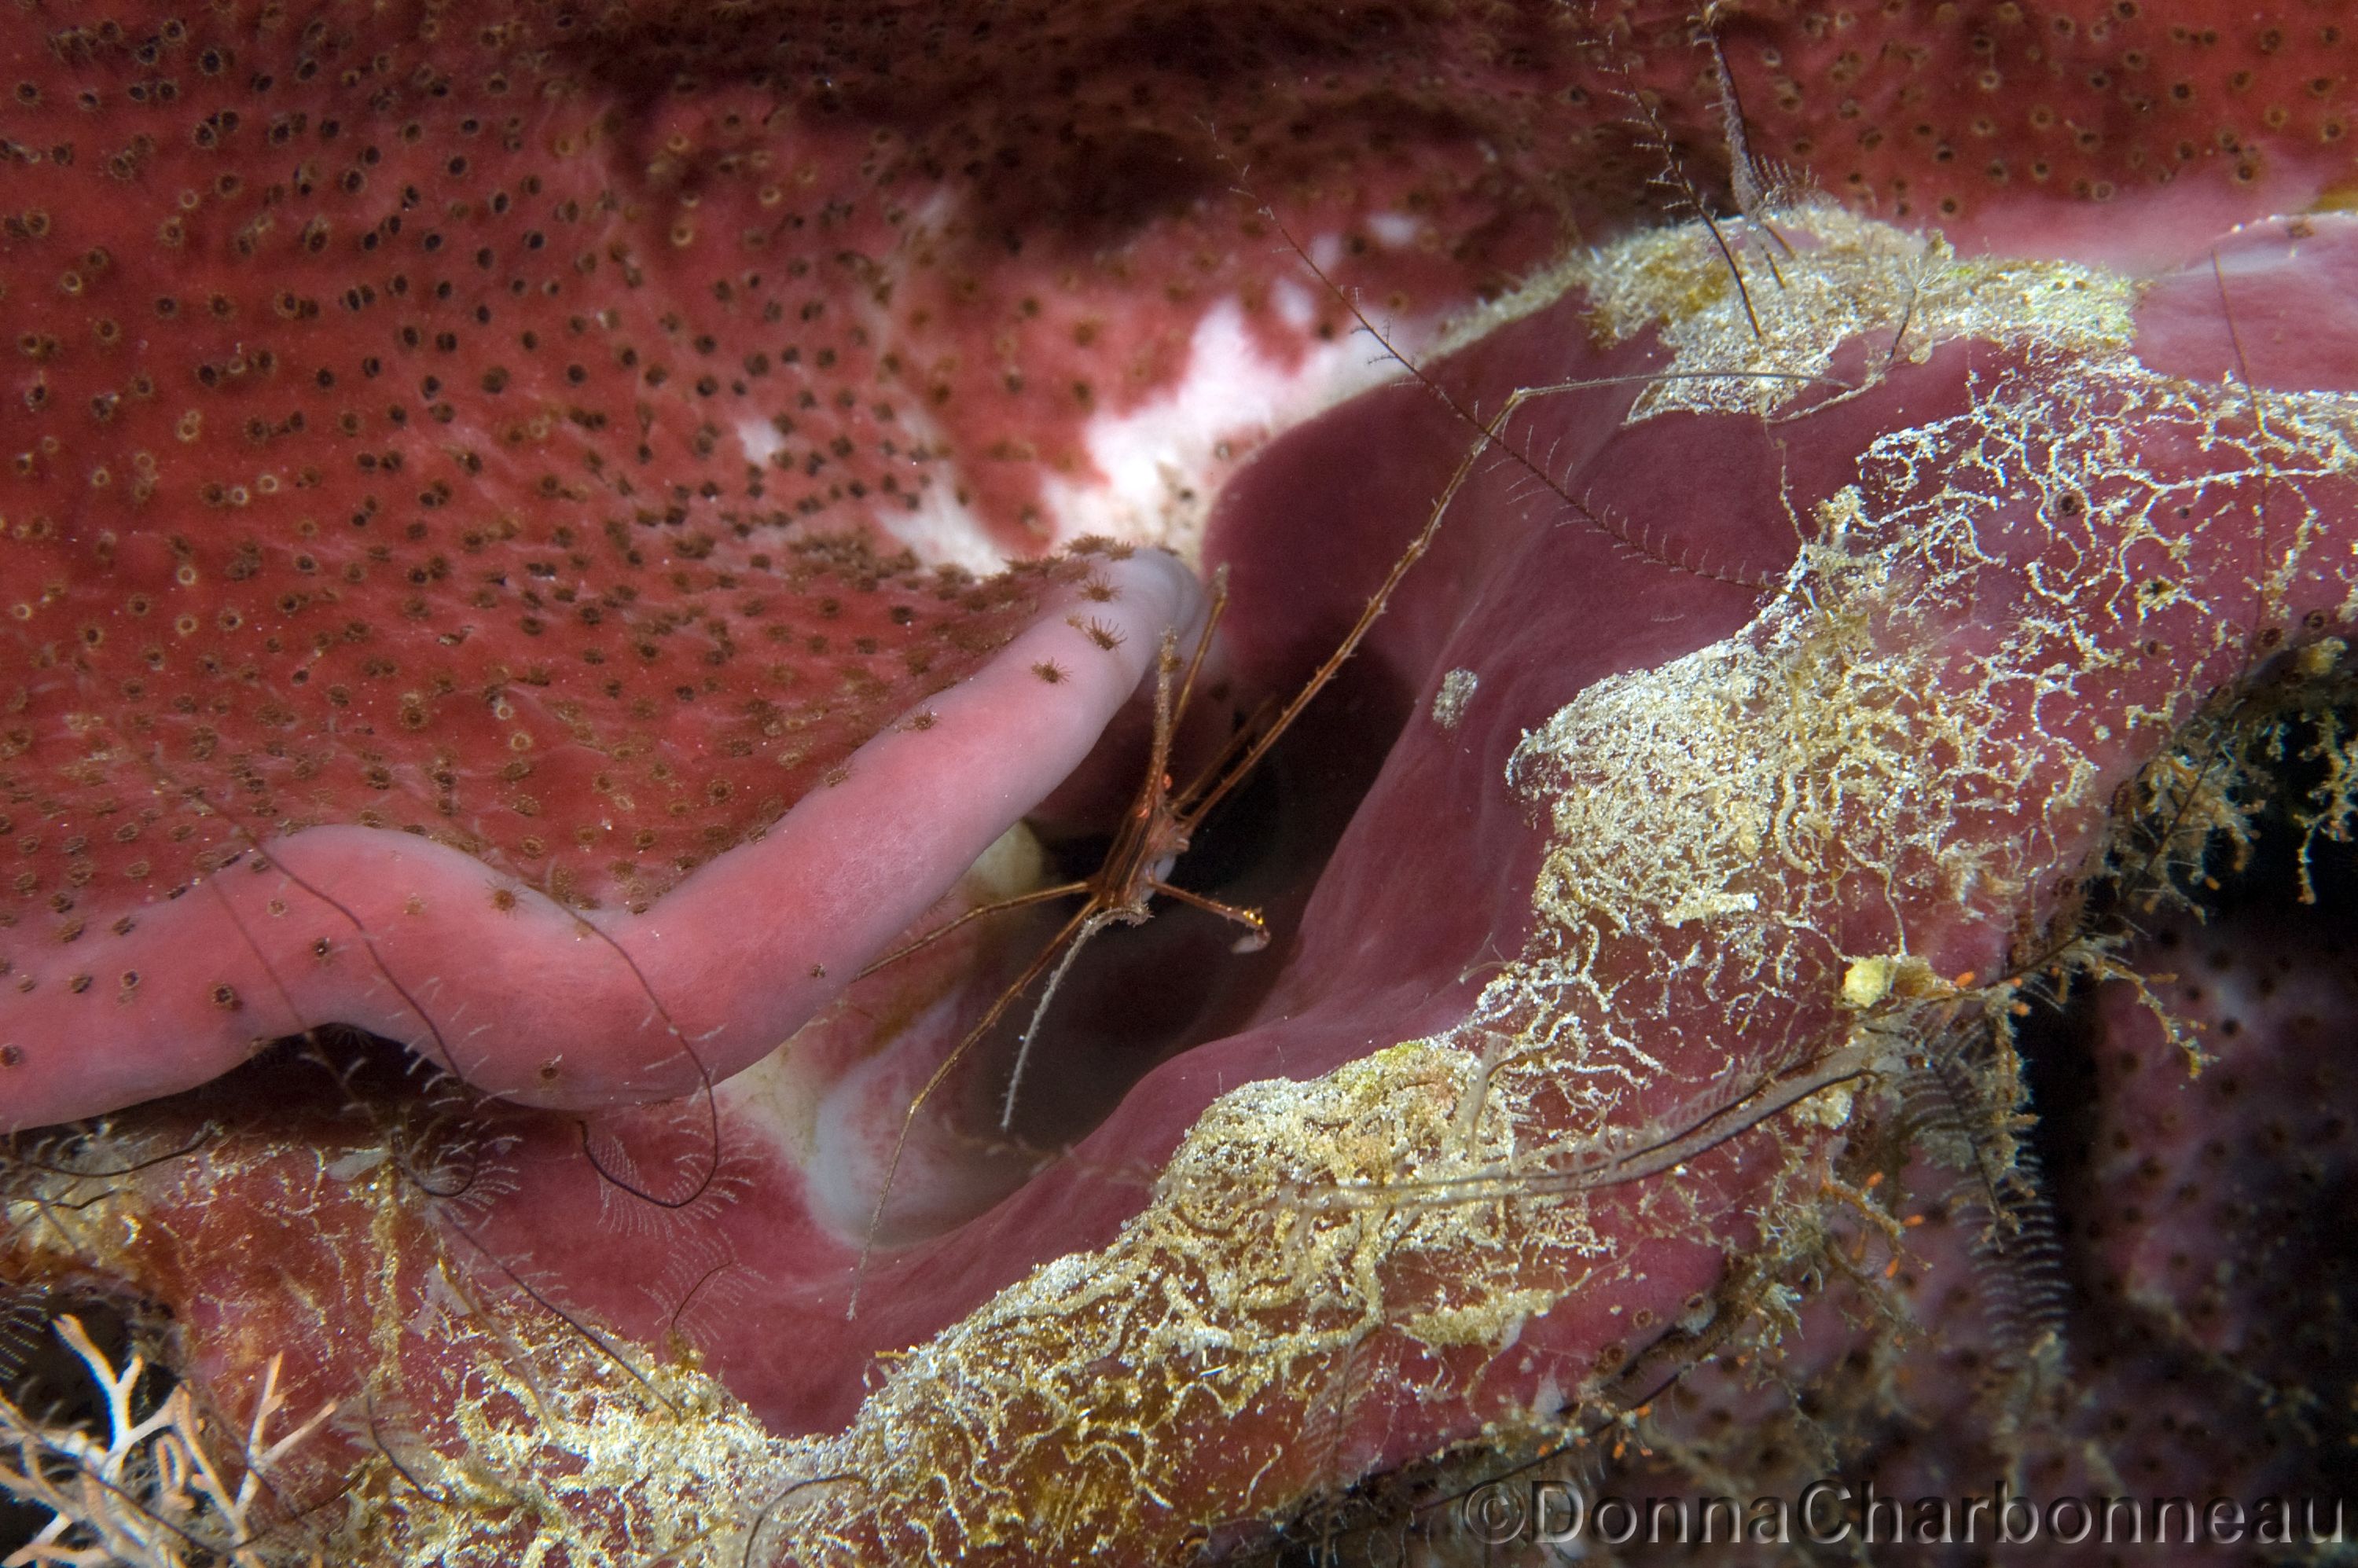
left=0, top=1316, right=333, bottom=1568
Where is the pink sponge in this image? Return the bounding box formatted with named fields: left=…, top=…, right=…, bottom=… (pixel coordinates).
left=0, top=545, right=1199, bottom=1129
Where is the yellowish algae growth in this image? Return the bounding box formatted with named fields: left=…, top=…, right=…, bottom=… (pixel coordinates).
left=1563, top=203, right=2139, bottom=418
left=1433, top=201, right=2136, bottom=420
left=7, top=205, right=2356, bottom=1566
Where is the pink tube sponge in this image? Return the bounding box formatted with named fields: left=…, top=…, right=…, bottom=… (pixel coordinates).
left=0, top=545, right=1201, bottom=1128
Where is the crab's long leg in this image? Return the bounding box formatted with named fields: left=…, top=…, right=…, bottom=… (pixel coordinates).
left=1177, top=401, right=1502, bottom=837
left=998, top=908, right=1124, bottom=1131
left=1170, top=695, right=1278, bottom=817
left=1176, top=362, right=1849, bottom=837
left=854, top=880, right=1093, bottom=979
left=852, top=899, right=1100, bottom=1313
left=1148, top=879, right=1267, bottom=949
left=1161, top=564, right=1232, bottom=758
